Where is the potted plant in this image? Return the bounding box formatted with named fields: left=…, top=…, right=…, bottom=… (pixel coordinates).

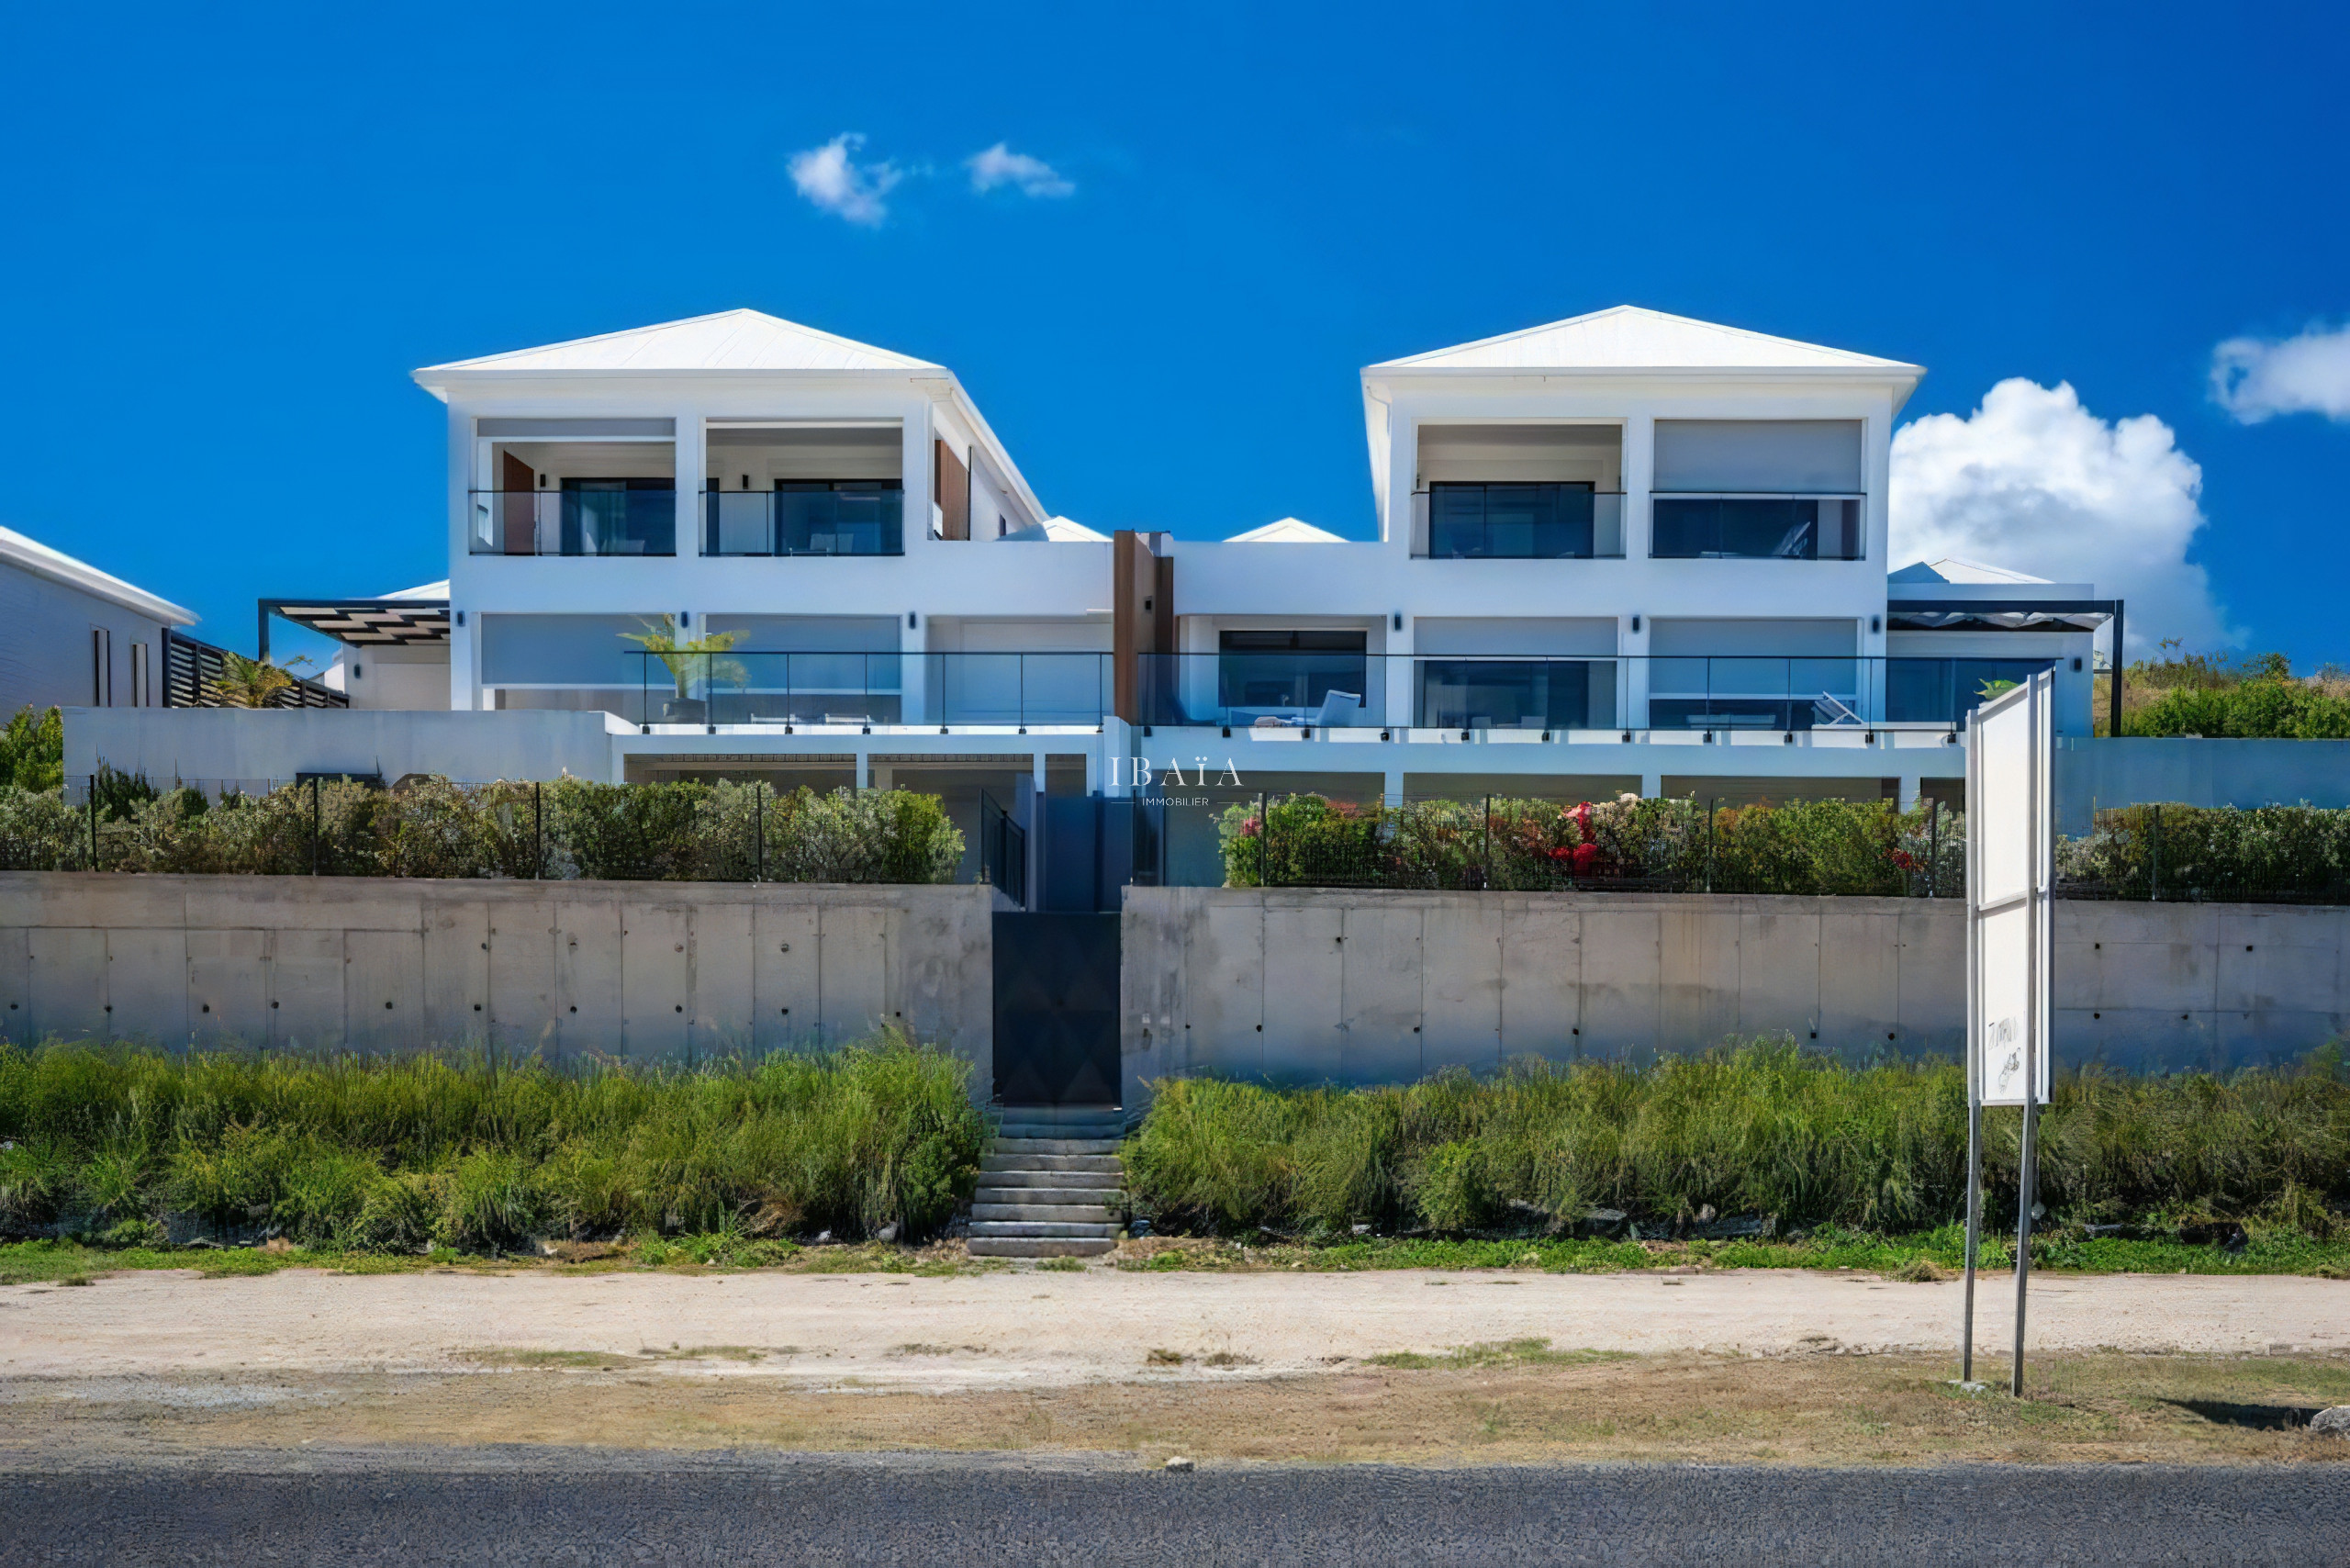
left=621, top=615, right=747, bottom=724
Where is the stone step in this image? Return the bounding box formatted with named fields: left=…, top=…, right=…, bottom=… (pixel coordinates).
left=995, top=1125, right=1125, bottom=1142
left=993, top=1104, right=1124, bottom=1123
left=971, top=1203, right=1115, bottom=1224
left=976, top=1169, right=1124, bottom=1192
left=967, top=1238, right=1117, bottom=1259
left=976, top=1186, right=1125, bottom=1208
left=987, top=1137, right=1121, bottom=1157
left=968, top=1220, right=1123, bottom=1239
left=979, top=1153, right=1123, bottom=1176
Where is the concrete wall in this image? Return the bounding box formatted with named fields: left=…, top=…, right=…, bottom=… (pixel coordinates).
left=0, top=875, right=993, bottom=1086
left=2056, top=737, right=2350, bottom=834
left=64, top=708, right=619, bottom=787
left=1120, top=887, right=2348, bottom=1103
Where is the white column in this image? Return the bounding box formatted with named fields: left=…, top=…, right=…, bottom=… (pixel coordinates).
left=1620, top=612, right=1650, bottom=732
left=1639, top=769, right=1662, bottom=799
left=1382, top=767, right=1404, bottom=808
left=1620, top=413, right=1654, bottom=563
left=1901, top=774, right=1922, bottom=810
left=673, top=409, right=706, bottom=558
left=1101, top=718, right=1132, bottom=797
left=1384, top=615, right=1414, bottom=731
left=900, top=612, right=926, bottom=727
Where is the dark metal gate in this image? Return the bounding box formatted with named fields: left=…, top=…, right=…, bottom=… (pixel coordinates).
left=991, top=912, right=1121, bottom=1107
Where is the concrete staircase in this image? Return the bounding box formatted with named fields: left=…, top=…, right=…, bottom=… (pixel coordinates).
left=967, top=1105, right=1126, bottom=1259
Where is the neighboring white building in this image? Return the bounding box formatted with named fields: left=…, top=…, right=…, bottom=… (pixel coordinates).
left=0, top=525, right=196, bottom=716
left=77, top=304, right=2114, bottom=882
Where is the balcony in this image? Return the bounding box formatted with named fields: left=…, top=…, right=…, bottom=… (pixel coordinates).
left=1886, top=657, right=2056, bottom=725
left=1647, top=656, right=1868, bottom=730
left=1423, top=485, right=1626, bottom=559
left=1649, top=495, right=1863, bottom=560
left=470, top=487, right=676, bottom=557
left=704, top=485, right=905, bottom=557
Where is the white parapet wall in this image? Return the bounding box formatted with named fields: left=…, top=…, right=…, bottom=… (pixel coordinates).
left=1120, top=887, right=2349, bottom=1104
left=0, top=874, right=994, bottom=1092
left=64, top=708, right=622, bottom=787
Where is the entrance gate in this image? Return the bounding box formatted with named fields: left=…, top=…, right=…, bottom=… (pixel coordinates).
left=990, top=912, right=1121, bottom=1106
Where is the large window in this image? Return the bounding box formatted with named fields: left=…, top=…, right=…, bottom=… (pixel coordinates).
left=1217, top=630, right=1368, bottom=722
left=1417, top=659, right=1616, bottom=730
left=704, top=481, right=906, bottom=556
left=1886, top=657, right=2055, bottom=725
left=558, top=478, right=676, bottom=556
left=1427, top=483, right=1603, bottom=559
left=1650, top=420, right=1864, bottom=562
left=1651, top=497, right=1861, bottom=560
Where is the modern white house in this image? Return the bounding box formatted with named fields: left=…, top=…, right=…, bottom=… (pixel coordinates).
left=73, top=305, right=2116, bottom=889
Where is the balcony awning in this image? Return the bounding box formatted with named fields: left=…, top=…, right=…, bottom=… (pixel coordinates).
left=1885, top=597, right=2119, bottom=633
left=260, top=597, right=452, bottom=649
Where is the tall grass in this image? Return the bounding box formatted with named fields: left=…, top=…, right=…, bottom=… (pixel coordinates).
left=0, top=1033, right=986, bottom=1249
left=1125, top=1041, right=2350, bottom=1238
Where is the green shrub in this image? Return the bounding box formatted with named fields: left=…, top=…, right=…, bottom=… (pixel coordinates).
left=0, top=706, right=63, bottom=792
left=1127, top=1043, right=2350, bottom=1238
left=1218, top=792, right=1961, bottom=896
left=2055, top=802, right=2350, bottom=900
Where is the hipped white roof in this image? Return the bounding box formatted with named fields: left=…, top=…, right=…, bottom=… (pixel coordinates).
left=416, top=308, right=940, bottom=375
left=1226, top=518, right=1346, bottom=543
left=1371, top=305, right=1921, bottom=375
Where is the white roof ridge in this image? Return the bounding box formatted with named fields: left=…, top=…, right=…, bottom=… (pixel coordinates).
left=416, top=308, right=944, bottom=375
left=0, top=525, right=196, bottom=626
left=1226, top=517, right=1346, bottom=543
left=1368, top=304, right=1922, bottom=374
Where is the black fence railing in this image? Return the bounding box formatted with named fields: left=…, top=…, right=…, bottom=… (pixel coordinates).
left=14, top=776, right=968, bottom=885
left=161, top=630, right=347, bottom=710
left=978, top=789, right=1026, bottom=904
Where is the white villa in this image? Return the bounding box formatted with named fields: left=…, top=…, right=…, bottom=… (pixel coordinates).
left=79, top=305, right=2117, bottom=891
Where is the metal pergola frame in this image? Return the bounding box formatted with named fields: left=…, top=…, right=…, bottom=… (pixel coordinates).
left=1886, top=598, right=2124, bottom=737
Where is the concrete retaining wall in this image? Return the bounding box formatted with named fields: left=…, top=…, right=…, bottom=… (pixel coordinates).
left=0, top=875, right=993, bottom=1086
left=1120, top=888, right=2348, bottom=1103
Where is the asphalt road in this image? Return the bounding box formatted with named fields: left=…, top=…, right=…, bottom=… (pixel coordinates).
left=2, top=1451, right=2340, bottom=1565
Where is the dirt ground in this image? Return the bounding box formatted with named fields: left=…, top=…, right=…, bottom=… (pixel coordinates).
left=3, top=1262, right=2346, bottom=1468
left=3, top=1262, right=2344, bottom=1384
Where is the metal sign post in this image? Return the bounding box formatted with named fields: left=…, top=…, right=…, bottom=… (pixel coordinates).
left=1962, top=670, right=2053, bottom=1397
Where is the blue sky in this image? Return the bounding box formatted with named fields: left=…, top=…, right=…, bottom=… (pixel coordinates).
left=2, top=2, right=2344, bottom=664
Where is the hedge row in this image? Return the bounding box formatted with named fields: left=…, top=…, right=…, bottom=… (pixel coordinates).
left=1218, top=793, right=1964, bottom=896
left=0, top=778, right=964, bottom=883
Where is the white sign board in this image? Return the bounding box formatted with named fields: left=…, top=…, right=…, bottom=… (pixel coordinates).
left=1966, top=672, right=2052, bottom=1105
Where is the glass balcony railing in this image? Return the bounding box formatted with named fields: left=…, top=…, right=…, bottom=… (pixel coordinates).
left=468, top=489, right=677, bottom=556
left=1649, top=495, right=1863, bottom=560
left=1421, top=485, right=1627, bottom=559
left=704, top=485, right=905, bottom=557
left=478, top=650, right=2053, bottom=734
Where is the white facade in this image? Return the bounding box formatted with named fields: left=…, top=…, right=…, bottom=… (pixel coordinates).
left=387, top=305, right=2100, bottom=825
left=0, top=526, right=195, bottom=716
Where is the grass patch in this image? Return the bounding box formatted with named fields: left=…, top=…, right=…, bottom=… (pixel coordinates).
left=1108, top=1227, right=2350, bottom=1278
left=1200, top=1350, right=1257, bottom=1368
left=1126, top=1046, right=2350, bottom=1249
left=463, top=1349, right=640, bottom=1371
left=1147, top=1348, right=1186, bottom=1366
left=1033, top=1256, right=1088, bottom=1272
left=0, top=1034, right=987, bottom=1256
left=1369, top=1338, right=1632, bottom=1372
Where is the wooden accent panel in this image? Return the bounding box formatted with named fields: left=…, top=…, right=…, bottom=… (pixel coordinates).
left=934, top=440, right=970, bottom=541
left=1113, top=532, right=1164, bottom=723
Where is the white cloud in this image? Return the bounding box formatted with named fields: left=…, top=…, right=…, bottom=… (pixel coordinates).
left=1890, top=379, right=2234, bottom=654
left=787, top=134, right=903, bottom=227
left=966, top=142, right=1074, bottom=198
left=2210, top=322, right=2350, bottom=422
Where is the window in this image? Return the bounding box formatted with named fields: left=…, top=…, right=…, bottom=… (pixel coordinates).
left=1427, top=483, right=1599, bottom=558
left=559, top=477, right=676, bottom=556
left=1651, top=497, right=1862, bottom=560
left=1217, top=630, right=1367, bottom=720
